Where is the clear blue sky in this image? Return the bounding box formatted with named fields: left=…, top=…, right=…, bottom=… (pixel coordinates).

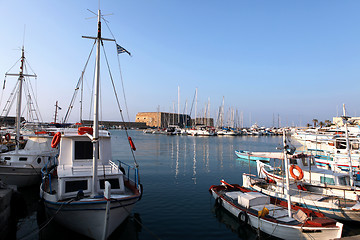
left=1, top=0, right=360, bottom=127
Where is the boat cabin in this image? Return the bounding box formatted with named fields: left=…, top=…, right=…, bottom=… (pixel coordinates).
left=289, top=154, right=350, bottom=186
left=50, top=130, right=126, bottom=201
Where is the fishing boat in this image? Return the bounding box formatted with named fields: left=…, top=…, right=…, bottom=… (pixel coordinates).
left=40, top=9, right=142, bottom=240
left=209, top=180, right=343, bottom=240
left=243, top=173, right=360, bottom=222
left=0, top=46, right=58, bottom=187
left=258, top=156, right=360, bottom=200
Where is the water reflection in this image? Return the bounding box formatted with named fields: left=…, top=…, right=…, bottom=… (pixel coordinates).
left=211, top=203, right=258, bottom=240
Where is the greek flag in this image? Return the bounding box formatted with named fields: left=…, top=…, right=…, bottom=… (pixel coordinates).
left=117, top=44, right=131, bottom=56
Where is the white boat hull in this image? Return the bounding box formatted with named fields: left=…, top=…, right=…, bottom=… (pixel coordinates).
left=0, top=165, right=41, bottom=187
left=43, top=196, right=139, bottom=239
left=210, top=189, right=343, bottom=240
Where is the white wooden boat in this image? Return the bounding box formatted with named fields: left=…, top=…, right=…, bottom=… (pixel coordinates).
left=209, top=180, right=343, bottom=240
left=40, top=9, right=142, bottom=239
left=0, top=46, right=58, bottom=187
left=258, top=158, right=360, bottom=201
left=40, top=128, right=141, bottom=239
left=243, top=173, right=360, bottom=222
left=0, top=133, right=58, bottom=187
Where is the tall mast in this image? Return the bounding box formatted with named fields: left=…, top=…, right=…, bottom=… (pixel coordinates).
left=178, top=86, right=180, bottom=125
left=5, top=46, right=36, bottom=152
left=91, top=9, right=102, bottom=197
left=81, top=8, right=116, bottom=197
left=195, top=88, right=197, bottom=127
left=15, top=48, right=25, bottom=152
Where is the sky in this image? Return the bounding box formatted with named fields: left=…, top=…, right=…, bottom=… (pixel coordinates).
left=1, top=0, right=360, bottom=127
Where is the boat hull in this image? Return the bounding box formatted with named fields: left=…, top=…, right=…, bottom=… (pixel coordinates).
left=0, top=166, right=41, bottom=187
left=43, top=196, right=139, bottom=239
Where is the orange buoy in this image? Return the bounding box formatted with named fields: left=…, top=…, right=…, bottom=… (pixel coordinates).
left=289, top=165, right=304, bottom=181
left=78, top=127, right=93, bottom=135
left=51, top=132, right=61, bottom=148
left=128, top=137, right=136, bottom=151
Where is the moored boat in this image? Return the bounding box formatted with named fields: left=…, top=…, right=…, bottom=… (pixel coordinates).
left=243, top=173, right=360, bottom=222
left=39, top=8, right=142, bottom=239
left=209, top=180, right=343, bottom=240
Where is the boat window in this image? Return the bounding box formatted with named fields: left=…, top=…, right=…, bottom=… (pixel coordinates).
left=65, top=180, right=88, bottom=193
left=4, top=157, right=10, bottom=161
left=335, top=140, right=346, bottom=149
left=75, top=141, right=93, bottom=160
left=99, top=178, right=121, bottom=189
left=19, top=157, right=27, bottom=161
left=320, top=176, right=335, bottom=185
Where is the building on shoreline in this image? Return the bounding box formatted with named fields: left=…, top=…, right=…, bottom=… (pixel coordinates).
left=135, top=112, right=191, bottom=128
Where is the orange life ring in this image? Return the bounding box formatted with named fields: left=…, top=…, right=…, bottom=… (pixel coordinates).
left=78, top=127, right=93, bottom=135
left=4, top=133, right=10, bottom=141
left=51, top=132, right=61, bottom=148
left=289, top=165, right=304, bottom=180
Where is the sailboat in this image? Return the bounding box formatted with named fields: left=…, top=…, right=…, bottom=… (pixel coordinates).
left=40, top=9, right=142, bottom=240
left=0, top=46, right=58, bottom=187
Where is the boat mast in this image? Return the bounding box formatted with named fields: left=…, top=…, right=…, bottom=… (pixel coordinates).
left=15, top=48, right=25, bottom=152
left=5, top=46, right=36, bottom=152
left=178, top=85, right=180, bottom=125
left=195, top=88, right=197, bottom=127
left=282, top=130, right=292, bottom=218
left=81, top=8, right=115, bottom=197
left=343, top=104, right=354, bottom=187
left=91, top=9, right=102, bottom=197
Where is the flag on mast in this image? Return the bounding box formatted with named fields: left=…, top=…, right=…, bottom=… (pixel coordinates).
left=116, top=44, right=131, bottom=56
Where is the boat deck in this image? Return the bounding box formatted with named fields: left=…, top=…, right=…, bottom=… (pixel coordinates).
left=222, top=190, right=301, bottom=224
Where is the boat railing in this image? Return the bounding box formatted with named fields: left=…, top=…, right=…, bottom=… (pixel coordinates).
left=111, top=160, right=139, bottom=188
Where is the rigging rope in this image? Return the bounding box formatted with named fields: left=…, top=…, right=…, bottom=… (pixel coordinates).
left=101, top=41, right=139, bottom=168
left=103, top=19, right=131, bottom=122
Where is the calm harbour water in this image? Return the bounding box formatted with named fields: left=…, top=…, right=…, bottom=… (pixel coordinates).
left=16, top=130, right=360, bottom=240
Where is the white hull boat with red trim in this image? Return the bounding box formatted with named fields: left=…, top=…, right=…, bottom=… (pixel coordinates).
left=258, top=158, right=360, bottom=201
left=209, top=180, right=343, bottom=240
left=40, top=8, right=142, bottom=239
left=243, top=173, right=360, bottom=222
